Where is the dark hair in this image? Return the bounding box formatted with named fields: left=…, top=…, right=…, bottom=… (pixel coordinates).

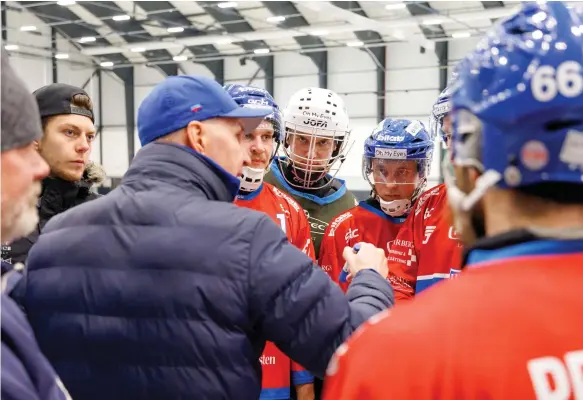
left=41, top=93, right=93, bottom=132
left=518, top=182, right=583, bottom=205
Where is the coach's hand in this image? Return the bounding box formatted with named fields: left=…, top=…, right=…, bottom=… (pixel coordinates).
left=343, top=242, right=388, bottom=280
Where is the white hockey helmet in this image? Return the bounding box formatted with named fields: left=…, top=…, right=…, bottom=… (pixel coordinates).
left=278, top=87, right=352, bottom=190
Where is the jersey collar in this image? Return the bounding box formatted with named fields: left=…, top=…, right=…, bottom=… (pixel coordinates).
left=237, top=183, right=264, bottom=201
left=358, top=199, right=407, bottom=224
left=269, top=159, right=347, bottom=205
left=464, top=229, right=583, bottom=268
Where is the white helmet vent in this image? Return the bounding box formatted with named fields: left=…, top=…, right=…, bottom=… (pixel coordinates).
left=297, top=92, right=341, bottom=116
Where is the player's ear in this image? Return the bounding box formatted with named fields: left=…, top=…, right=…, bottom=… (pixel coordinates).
left=468, top=167, right=481, bottom=187
left=185, top=120, right=205, bottom=154
left=454, top=166, right=476, bottom=195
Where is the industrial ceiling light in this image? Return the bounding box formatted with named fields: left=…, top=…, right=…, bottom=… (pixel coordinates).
left=266, top=16, right=286, bottom=23
left=100, top=61, right=114, bottom=67
left=452, top=31, right=471, bottom=38
left=131, top=47, right=146, bottom=53
left=254, top=48, right=270, bottom=54
left=173, top=55, right=188, bottom=61
left=392, top=29, right=405, bottom=40
left=421, top=18, right=445, bottom=26
left=55, top=53, right=69, bottom=59
left=57, top=0, right=76, bottom=5
left=346, top=40, right=364, bottom=47
left=79, top=36, right=96, bottom=43
left=215, top=37, right=234, bottom=45
left=218, top=2, right=237, bottom=8
left=310, top=30, right=330, bottom=36
left=167, top=27, right=184, bottom=33
left=20, top=25, right=37, bottom=31
left=385, top=3, right=406, bottom=10
left=4, top=44, right=19, bottom=50
left=112, top=15, right=130, bottom=21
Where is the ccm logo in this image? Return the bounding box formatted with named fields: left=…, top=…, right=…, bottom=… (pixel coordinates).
left=303, top=119, right=328, bottom=128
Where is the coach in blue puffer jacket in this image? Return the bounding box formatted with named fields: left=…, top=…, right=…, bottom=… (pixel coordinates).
left=20, top=75, right=394, bottom=400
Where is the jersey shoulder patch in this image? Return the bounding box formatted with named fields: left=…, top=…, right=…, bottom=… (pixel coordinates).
left=326, top=207, right=356, bottom=237
left=413, top=184, right=446, bottom=217
left=267, top=183, right=303, bottom=215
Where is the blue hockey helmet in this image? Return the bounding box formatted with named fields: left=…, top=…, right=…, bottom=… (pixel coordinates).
left=363, top=118, right=434, bottom=217
left=224, top=84, right=283, bottom=191
left=224, top=84, right=283, bottom=144
left=447, top=1, right=583, bottom=213
left=430, top=85, right=453, bottom=144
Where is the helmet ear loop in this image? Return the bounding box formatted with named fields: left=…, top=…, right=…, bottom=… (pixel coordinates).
left=267, top=140, right=281, bottom=172
left=363, top=161, right=381, bottom=198
left=329, top=141, right=345, bottom=167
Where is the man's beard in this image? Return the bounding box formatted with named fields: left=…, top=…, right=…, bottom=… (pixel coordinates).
left=289, top=161, right=328, bottom=185
left=454, top=208, right=486, bottom=248
left=471, top=211, right=486, bottom=240
left=1, top=184, right=41, bottom=244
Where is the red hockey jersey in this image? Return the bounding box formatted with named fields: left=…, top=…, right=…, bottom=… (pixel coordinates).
left=387, top=183, right=463, bottom=301
left=235, top=183, right=315, bottom=400
left=319, top=200, right=405, bottom=292
left=324, top=237, right=583, bottom=399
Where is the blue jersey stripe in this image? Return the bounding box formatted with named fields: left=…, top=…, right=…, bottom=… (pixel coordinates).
left=467, top=239, right=583, bottom=267
left=416, top=274, right=449, bottom=293
left=292, top=370, right=314, bottom=385
left=259, top=387, right=291, bottom=400
left=269, top=158, right=347, bottom=205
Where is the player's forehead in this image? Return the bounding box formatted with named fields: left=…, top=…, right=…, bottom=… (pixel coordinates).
left=250, top=120, right=275, bottom=135
left=372, top=159, right=416, bottom=169
left=289, top=131, right=334, bottom=141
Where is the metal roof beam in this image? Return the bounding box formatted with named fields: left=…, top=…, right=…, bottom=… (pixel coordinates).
left=198, top=1, right=271, bottom=88
left=405, top=2, right=448, bottom=92
left=329, top=1, right=385, bottom=119
left=15, top=2, right=130, bottom=81
left=82, top=5, right=519, bottom=56
left=78, top=1, right=177, bottom=76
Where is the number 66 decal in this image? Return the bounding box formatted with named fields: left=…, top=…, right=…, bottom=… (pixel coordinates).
left=531, top=61, right=583, bottom=102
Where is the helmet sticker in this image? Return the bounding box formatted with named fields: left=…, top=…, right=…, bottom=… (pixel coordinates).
left=520, top=140, right=549, bottom=171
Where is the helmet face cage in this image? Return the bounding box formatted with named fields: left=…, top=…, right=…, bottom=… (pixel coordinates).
left=430, top=94, right=452, bottom=145
left=362, top=156, right=430, bottom=206
left=278, top=87, right=352, bottom=190
left=361, top=118, right=434, bottom=215
left=282, top=124, right=351, bottom=188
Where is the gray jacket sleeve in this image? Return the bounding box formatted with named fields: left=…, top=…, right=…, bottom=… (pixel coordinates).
left=247, top=215, right=394, bottom=378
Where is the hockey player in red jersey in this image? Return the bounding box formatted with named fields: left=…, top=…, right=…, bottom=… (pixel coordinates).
left=226, top=84, right=315, bottom=400
left=387, top=85, right=463, bottom=300
left=319, top=118, right=434, bottom=292
left=324, top=2, right=583, bottom=398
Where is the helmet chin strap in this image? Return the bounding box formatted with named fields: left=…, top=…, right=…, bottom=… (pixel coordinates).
left=239, top=166, right=265, bottom=192
left=376, top=195, right=411, bottom=217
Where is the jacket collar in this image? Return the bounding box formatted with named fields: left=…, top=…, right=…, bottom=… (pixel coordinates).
left=122, top=142, right=241, bottom=202
left=40, top=175, right=91, bottom=215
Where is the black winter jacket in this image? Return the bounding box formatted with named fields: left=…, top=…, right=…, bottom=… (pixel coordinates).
left=21, top=143, right=394, bottom=400
left=5, top=162, right=104, bottom=265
